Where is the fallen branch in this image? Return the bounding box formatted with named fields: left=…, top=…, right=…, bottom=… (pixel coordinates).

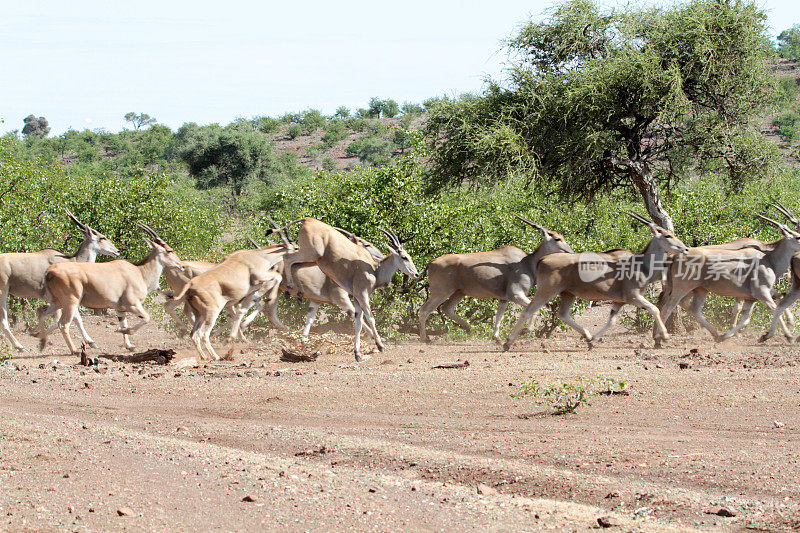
left=431, top=360, right=470, bottom=369
left=280, top=348, right=320, bottom=363
left=99, top=348, right=176, bottom=364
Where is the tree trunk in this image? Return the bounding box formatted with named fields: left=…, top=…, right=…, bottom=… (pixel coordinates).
left=629, top=161, right=683, bottom=333
left=629, top=162, right=674, bottom=231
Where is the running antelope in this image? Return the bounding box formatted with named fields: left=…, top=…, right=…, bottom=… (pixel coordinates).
left=0, top=209, right=119, bottom=350
left=658, top=214, right=800, bottom=344
left=418, top=216, right=574, bottom=343
left=167, top=242, right=293, bottom=361
left=280, top=218, right=418, bottom=361
left=503, top=211, right=689, bottom=351
left=39, top=223, right=183, bottom=355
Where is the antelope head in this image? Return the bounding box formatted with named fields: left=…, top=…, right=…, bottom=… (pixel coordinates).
left=66, top=208, right=120, bottom=257
left=515, top=214, right=572, bottom=252
left=625, top=211, right=688, bottom=255
left=758, top=214, right=800, bottom=248
left=379, top=227, right=419, bottom=278
left=136, top=223, right=184, bottom=271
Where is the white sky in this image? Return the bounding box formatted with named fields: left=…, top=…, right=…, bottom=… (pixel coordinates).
left=2, top=0, right=798, bottom=135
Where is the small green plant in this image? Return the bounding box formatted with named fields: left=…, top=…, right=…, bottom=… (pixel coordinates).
left=512, top=375, right=627, bottom=414
left=0, top=344, right=13, bottom=363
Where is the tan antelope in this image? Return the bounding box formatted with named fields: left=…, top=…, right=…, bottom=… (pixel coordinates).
left=708, top=202, right=800, bottom=343
left=503, top=211, right=689, bottom=351
left=162, top=259, right=216, bottom=335
left=38, top=223, right=183, bottom=355
left=418, top=216, right=574, bottom=343
left=0, top=209, right=119, bottom=350
left=234, top=226, right=386, bottom=340
left=761, top=254, right=800, bottom=343
left=260, top=262, right=364, bottom=339
left=658, top=214, right=800, bottom=344
left=280, top=218, right=418, bottom=361
left=167, top=242, right=293, bottom=361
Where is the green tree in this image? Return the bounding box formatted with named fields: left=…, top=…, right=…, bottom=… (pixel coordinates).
left=335, top=106, right=351, bottom=119
left=777, top=25, right=800, bottom=60
left=424, top=0, right=779, bottom=230
left=401, top=102, right=425, bottom=116
left=366, top=98, right=400, bottom=118
left=21, top=115, right=50, bottom=138
left=124, top=112, right=157, bottom=131
left=255, top=116, right=281, bottom=134
left=175, top=123, right=275, bottom=197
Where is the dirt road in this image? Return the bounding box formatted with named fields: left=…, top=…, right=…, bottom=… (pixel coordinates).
left=1, top=315, right=799, bottom=531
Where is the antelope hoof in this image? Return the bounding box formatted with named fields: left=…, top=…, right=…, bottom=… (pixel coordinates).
left=38, top=338, right=47, bottom=351
left=587, top=340, right=595, bottom=350
left=89, top=342, right=99, bottom=349
left=14, top=345, right=25, bottom=352
left=758, top=333, right=770, bottom=343
left=355, top=352, right=371, bottom=363
left=502, top=341, right=511, bottom=352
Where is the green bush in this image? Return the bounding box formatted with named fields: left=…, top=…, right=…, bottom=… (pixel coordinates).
left=778, top=25, right=800, bottom=60
left=255, top=116, right=281, bottom=134
left=321, top=120, right=348, bottom=147
left=286, top=124, right=302, bottom=140
left=773, top=111, right=800, bottom=144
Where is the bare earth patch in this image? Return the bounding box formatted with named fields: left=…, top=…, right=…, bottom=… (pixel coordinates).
left=1, top=313, right=799, bottom=531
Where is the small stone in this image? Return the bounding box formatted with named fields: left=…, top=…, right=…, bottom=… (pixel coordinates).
left=84, top=382, right=91, bottom=389
left=774, top=421, right=785, bottom=429
left=176, top=426, right=188, bottom=433
left=605, top=491, right=619, bottom=499
left=477, top=483, right=497, bottom=496
left=707, top=507, right=736, bottom=517
left=242, top=495, right=258, bottom=502
left=116, top=507, right=134, bottom=517
left=597, top=516, right=621, bottom=528
left=679, top=362, right=690, bottom=369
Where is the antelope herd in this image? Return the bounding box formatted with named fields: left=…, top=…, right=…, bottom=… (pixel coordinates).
left=4, top=205, right=800, bottom=362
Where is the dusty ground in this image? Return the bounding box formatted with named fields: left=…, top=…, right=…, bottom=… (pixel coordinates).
left=2, top=309, right=800, bottom=532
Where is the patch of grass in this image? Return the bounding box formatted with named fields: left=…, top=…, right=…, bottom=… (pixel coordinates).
left=512, top=375, right=627, bottom=414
